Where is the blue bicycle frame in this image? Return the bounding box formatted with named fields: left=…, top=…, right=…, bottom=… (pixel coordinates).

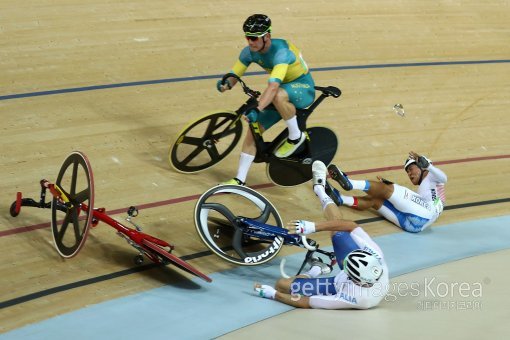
left=238, top=217, right=303, bottom=246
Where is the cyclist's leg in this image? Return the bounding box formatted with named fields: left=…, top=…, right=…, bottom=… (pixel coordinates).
left=334, top=192, right=386, bottom=210
left=376, top=184, right=435, bottom=233
left=256, top=108, right=282, bottom=130
left=274, top=73, right=316, bottom=157
left=331, top=231, right=359, bottom=270
left=279, top=73, right=316, bottom=111
left=329, top=164, right=396, bottom=199
left=322, top=203, right=359, bottom=269
left=224, top=124, right=266, bottom=185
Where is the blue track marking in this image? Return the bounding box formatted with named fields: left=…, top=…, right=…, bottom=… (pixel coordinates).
left=2, top=215, right=510, bottom=339
left=1, top=59, right=509, bottom=101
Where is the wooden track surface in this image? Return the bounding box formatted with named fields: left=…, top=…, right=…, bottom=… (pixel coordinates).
left=1, top=0, right=509, bottom=333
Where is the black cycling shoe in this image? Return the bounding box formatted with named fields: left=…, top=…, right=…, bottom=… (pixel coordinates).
left=325, top=181, right=343, bottom=206
left=327, top=164, right=353, bottom=191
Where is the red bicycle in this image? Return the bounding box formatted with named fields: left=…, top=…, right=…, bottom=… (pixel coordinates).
left=10, top=151, right=212, bottom=283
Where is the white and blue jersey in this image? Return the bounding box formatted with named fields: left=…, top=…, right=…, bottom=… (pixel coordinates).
left=291, top=227, right=389, bottom=309
left=378, top=164, right=447, bottom=233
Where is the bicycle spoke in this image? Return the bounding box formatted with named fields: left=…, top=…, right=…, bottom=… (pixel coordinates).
left=71, top=207, right=81, bottom=241
left=70, top=159, right=79, bottom=196
left=181, top=145, right=208, bottom=166
left=252, top=204, right=274, bottom=224
left=214, top=115, right=237, bottom=131
left=201, top=202, right=238, bottom=226
left=57, top=212, right=72, bottom=243
left=204, top=115, right=221, bottom=136
left=211, top=125, right=238, bottom=140
left=204, top=143, right=221, bottom=161
left=232, top=228, right=248, bottom=259
left=75, top=188, right=90, bottom=204
left=179, top=135, right=204, bottom=147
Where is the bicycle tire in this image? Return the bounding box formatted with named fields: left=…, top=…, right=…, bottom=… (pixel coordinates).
left=51, top=151, right=95, bottom=258
left=194, top=185, right=284, bottom=266
left=169, top=111, right=243, bottom=173
left=267, top=126, right=338, bottom=186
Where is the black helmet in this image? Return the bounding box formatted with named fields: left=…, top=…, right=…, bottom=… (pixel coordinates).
left=243, top=14, right=271, bottom=37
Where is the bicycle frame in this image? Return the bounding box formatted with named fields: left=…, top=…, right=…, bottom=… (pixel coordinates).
left=220, top=73, right=341, bottom=163
left=11, top=152, right=212, bottom=283
left=236, top=217, right=336, bottom=275
left=170, top=73, right=339, bottom=185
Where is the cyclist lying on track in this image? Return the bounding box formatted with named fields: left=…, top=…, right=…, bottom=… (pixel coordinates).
left=254, top=161, right=389, bottom=309
left=218, top=14, right=316, bottom=186
left=327, top=151, right=447, bottom=233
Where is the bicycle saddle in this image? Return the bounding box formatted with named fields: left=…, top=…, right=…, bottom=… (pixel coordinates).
left=314, top=86, right=341, bottom=98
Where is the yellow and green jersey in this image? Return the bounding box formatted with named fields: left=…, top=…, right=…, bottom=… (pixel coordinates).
left=230, top=39, right=309, bottom=84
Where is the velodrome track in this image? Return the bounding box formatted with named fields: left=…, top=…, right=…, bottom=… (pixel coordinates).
left=1, top=1, right=509, bottom=338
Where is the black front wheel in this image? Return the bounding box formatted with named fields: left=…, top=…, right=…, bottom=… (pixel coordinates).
left=169, top=111, right=243, bottom=173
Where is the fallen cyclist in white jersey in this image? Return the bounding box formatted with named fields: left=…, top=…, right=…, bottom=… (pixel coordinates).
left=327, top=151, right=448, bottom=233
left=254, top=161, right=389, bottom=309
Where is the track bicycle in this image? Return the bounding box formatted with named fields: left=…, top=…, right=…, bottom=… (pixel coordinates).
left=194, top=184, right=336, bottom=276
left=10, top=151, right=212, bottom=283
left=169, top=73, right=341, bottom=187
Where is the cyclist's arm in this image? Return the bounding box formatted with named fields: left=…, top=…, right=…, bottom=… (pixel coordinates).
left=314, top=219, right=358, bottom=232
left=288, top=219, right=357, bottom=235
left=256, top=81, right=280, bottom=110
left=254, top=45, right=293, bottom=110
left=426, top=164, right=447, bottom=183
left=224, top=60, right=248, bottom=89
left=223, top=48, right=252, bottom=89
left=274, top=292, right=311, bottom=308
left=255, top=63, right=289, bottom=110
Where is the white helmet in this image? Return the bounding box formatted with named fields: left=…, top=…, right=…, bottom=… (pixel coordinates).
left=343, top=250, right=383, bottom=286
left=404, top=157, right=417, bottom=171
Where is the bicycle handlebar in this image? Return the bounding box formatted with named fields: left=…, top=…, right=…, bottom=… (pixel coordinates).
left=221, top=73, right=261, bottom=98
left=301, top=235, right=317, bottom=251
left=279, top=258, right=291, bottom=279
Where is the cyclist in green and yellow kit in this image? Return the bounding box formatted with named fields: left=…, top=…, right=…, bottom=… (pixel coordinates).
left=218, top=14, right=316, bottom=186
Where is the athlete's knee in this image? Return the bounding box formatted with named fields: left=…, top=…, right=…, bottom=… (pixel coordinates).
left=370, top=197, right=385, bottom=210
left=273, top=88, right=290, bottom=104
left=368, top=181, right=393, bottom=199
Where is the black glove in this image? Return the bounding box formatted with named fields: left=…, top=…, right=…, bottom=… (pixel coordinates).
left=380, top=177, right=394, bottom=185
left=416, top=156, right=431, bottom=169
